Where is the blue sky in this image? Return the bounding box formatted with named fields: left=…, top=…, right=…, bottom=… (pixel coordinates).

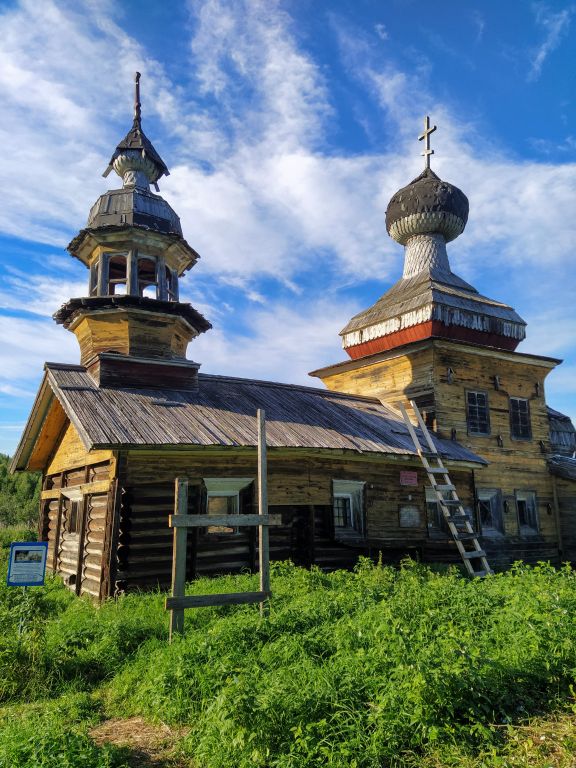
left=0, top=0, right=575, bottom=456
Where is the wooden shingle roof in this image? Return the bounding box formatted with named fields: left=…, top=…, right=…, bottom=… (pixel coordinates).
left=12, top=363, right=487, bottom=469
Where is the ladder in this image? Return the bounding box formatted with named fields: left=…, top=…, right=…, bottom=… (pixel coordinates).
left=398, top=400, right=493, bottom=577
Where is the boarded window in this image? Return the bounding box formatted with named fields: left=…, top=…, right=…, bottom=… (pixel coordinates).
left=510, top=397, right=531, bottom=440
left=477, top=488, right=504, bottom=535
left=466, top=391, right=490, bottom=435
left=516, top=490, right=538, bottom=533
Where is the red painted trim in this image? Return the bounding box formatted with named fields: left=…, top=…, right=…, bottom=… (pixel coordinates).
left=345, top=321, right=521, bottom=360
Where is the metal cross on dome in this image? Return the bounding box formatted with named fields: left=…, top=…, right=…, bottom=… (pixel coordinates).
left=419, top=115, right=437, bottom=170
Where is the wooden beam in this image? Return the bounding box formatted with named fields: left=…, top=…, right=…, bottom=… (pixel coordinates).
left=170, top=513, right=281, bottom=528
left=258, top=409, right=270, bottom=615
left=41, top=478, right=111, bottom=500
left=169, top=478, right=188, bottom=641
left=166, top=591, right=269, bottom=610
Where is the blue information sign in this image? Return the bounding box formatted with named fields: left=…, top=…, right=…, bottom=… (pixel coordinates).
left=7, top=542, right=48, bottom=587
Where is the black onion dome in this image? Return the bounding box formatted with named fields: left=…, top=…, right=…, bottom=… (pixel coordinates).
left=385, top=168, right=469, bottom=244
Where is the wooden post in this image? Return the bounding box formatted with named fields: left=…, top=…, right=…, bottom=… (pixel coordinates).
left=169, top=478, right=189, bottom=641
left=258, top=409, right=270, bottom=616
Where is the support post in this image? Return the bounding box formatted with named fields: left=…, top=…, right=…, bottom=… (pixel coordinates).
left=258, top=409, right=270, bottom=615
left=169, top=478, right=189, bottom=641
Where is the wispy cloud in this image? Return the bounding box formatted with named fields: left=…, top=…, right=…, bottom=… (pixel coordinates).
left=0, top=0, right=575, bottom=451
left=528, top=3, right=573, bottom=81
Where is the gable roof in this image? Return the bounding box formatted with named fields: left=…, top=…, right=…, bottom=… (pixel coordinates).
left=12, top=362, right=486, bottom=471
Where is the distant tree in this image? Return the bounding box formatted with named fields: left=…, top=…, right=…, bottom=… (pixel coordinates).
left=0, top=454, right=41, bottom=527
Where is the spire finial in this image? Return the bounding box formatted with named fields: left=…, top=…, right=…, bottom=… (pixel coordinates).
left=134, top=71, right=141, bottom=125
left=418, top=115, right=437, bottom=170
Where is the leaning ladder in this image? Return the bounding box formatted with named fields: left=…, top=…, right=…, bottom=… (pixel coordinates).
left=398, top=400, right=493, bottom=577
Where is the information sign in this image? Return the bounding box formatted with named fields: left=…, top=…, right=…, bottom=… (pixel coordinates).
left=6, top=542, right=48, bottom=587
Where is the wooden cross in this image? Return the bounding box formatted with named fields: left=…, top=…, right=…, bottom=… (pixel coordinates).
left=418, top=115, right=437, bottom=170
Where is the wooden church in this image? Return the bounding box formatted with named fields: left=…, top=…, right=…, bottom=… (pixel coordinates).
left=11, top=80, right=576, bottom=599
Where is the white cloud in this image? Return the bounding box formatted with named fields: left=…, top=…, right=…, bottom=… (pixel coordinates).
left=0, top=0, right=574, bottom=450
left=375, top=23, right=388, bottom=41
left=0, top=315, right=78, bottom=384
left=528, top=4, right=573, bottom=81
left=192, top=298, right=360, bottom=384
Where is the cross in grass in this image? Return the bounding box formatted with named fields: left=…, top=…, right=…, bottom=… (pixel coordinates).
left=419, top=116, right=437, bottom=170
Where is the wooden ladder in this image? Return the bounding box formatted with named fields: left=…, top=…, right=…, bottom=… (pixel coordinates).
left=398, top=401, right=493, bottom=577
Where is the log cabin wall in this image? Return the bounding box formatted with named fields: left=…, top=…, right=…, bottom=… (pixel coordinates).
left=38, top=420, right=117, bottom=598
left=432, top=343, right=559, bottom=566
left=317, top=338, right=561, bottom=567
left=556, top=476, right=576, bottom=562
left=114, top=449, right=477, bottom=593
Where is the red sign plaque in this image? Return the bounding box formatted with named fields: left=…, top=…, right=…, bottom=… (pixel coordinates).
left=400, top=471, right=418, bottom=486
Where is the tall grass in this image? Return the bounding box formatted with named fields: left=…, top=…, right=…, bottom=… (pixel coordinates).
left=1, top=531, right=576, bottom=767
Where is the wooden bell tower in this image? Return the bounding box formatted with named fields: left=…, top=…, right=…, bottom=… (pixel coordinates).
left=53, top=74, right=211, bottom=391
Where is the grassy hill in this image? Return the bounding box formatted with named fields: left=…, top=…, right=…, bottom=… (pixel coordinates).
left=1, top=528, right=576, bottom=767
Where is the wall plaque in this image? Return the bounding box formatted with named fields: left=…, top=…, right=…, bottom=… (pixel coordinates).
left=400, top=471, right=418, bottom=486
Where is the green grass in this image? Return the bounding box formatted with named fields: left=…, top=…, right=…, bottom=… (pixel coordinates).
left=1, top=528, right=576, bottom=766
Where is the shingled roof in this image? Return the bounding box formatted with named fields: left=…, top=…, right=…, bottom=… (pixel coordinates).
left=12, top=363, right=486, bottom=471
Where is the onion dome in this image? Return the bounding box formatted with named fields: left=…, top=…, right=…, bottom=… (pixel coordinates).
left=385, top=167, right=469, bottom=245
left=81, top=73, right=181, bottom=237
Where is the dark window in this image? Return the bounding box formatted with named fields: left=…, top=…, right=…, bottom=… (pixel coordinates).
left=510, top=397, right=531, bottom=439
left=68, top=501, right=79, bottom=534
left=516, top=491, right=538, bottom=533
left=466, top=391, right=490, bottom=435
left=477, top=489, right=504, bottom=534
left=425, top=487, right=450, bottom=535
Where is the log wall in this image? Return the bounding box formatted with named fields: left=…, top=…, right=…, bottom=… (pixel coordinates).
left=317, top=338, right=563, bottom=566
left=39, top=419, right=116, bottom=598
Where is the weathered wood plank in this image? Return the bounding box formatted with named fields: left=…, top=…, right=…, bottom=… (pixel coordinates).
left=258, top=409, right=270, bottom=613
left=41, top=479, right=111, bottom=500
left=170, top=513, right=281, bottom=528
left=166, top=591, right=270, bottom=610
left=169, top=478, right=188, bottom=641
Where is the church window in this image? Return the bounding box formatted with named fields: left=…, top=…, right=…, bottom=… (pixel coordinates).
left=466, top=391, right=490, bottom=435
left=477, top=488, right=504, bottom=535
left=332, top=480, right=365, bottom=538
left=137, top=257, right=157, bottom=298
left=107, top=254, right=127, bottom=295
left=510, top=397, right=531, bottom=440
left=203, top=478, right=253, bottom=535
left=515, top=490, right=538, bottom=534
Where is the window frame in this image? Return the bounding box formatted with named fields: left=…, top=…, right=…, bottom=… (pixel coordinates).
left=333, top=493, right=354, bottom=530
left=476, top=488, right=504, bottom=536
left=331, top=480, right=365, bottom=539
left=466, top=389, right=491, bottom=436
left=515, top=490, right=539, bottom=535
left=203, top=478, right=253, bottom=536
left=509, top=397, right=532, bottom=441
left=107, top=253, right=128, bottom=296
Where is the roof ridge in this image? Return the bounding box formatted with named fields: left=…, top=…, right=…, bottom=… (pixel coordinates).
left=197, top=372, right=383, bottom=403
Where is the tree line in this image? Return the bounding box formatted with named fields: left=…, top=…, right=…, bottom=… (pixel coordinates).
left=0, top=454, right=40, bottom=527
